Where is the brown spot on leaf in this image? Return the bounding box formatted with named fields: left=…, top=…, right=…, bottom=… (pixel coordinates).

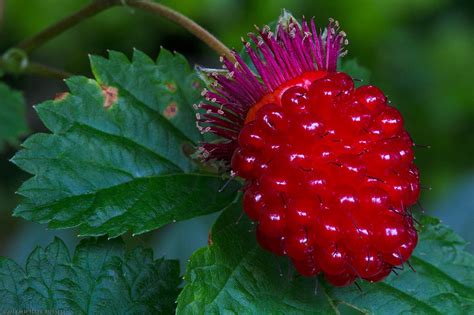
left=208, top=230, right=213, bottom=246
left=163, top=102, right=178, bottom=119
left=54, top=92, right=69, bottom=101
left=165, top=81, right=177, bottom=93
left=101, top=85, right=118, bottom=109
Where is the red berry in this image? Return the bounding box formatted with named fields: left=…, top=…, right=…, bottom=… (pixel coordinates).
left=359, top=186, right=390, bottom=212
left=383, top=233, right=417, bottom=266
left=285, top=228, right=315, bottom=260
left=343, top=101, right=373, bottom=131
left=255, top=103, right=289, bottom=134
left=351, top=248, right=384, bottom=278
left=314, top=210, right=342, bottom=246
left=302, top=170, right=329, bottom=198
left=286, top=198, right=320, bottom=230
left=291, top=114, right=325, bottom=141
left=277, top=145, right=313, bottom=170
left=243, top=183, right=265, bottom=220
left=363, top=264, right=392, bottom=282
left=310, top=144, right=334, bottom=162
left=317, top=244, right=348, bottom=275
left=258, top=202, right=287, bottom=237
left=383, top=137, right=414, bottom=168
left=326, top=72, right=354, bottom=98
left=333, top=186, right=359, bottom=211
left=362, top=144, right=402, bottom=171
left=374, top=107, right=404, bottom=138
left=201, top=18, right=420, bottom=287
left=325, top=271, right=356, bottom=287
left=256, top=227, right=285, bottom=256
left=231, top=148, right=259, bottom=178
left=281, top=86, right=309, bottom=116
left=231, top=72, right=419, bottom=286
left=260, top=169, right=294, bottom=194
left=354, top=85, right=387, bottom=112
left=292, top=257, right=321, bottom=277
left=373, top=216, right=410, bottom=254
left=342, top=212, right=373, bottom=251
left=238, top=122, right=266, bottom=150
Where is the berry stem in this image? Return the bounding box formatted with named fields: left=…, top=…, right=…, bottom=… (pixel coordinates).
left=14, top=0, right=233, bottom=60
left=0, top=54, right=71, bottom=79
left=126, top=0, right=234, bottom=61
left=16, top=0, right=117, bottom=54
left=23, top=62, right=73, bottom=79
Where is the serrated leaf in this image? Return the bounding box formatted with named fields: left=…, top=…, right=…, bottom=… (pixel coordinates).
left=12, top=49, right=240, bottom=237
left=90, top=49, right=203, bottom=145
left=177, top=202, right=474, bottom=315
left=0, top=82, right=28, bottom=150
left=0, top=237, right=180, bottom=314
left=176, top=202, right=339, bottom=315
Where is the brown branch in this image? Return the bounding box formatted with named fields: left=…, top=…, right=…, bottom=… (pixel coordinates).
left=126, top=0, right=234, bottom=61
left=15, top=0, right=232, bottom=60
left=16, top=0, right=117, bottom=53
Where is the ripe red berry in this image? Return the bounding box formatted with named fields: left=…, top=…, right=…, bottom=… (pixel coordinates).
left=354, top=85, right=387, bottom=112
left=286, top=198, right=320, bottom=230
left=258, top=202, right=287, bottom=237
left=285, top=228, right=315, bottom=261
left=351, top=248, right=384, bottom=278
left=282, top=86, right=309, bottom=116
left=198, top=15, right=420, bottom=286
left=292, top=257, right=321, bottom=277
left=243, top=183, right=264, bottom=220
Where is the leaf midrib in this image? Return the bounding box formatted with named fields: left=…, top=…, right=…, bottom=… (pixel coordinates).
left=24, top=172, right=224, bottom=208
left=38, top=104, right=186, bottom=172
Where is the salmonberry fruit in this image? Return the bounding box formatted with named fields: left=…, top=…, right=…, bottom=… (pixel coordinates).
left=197, top=14, right=420, bottom=286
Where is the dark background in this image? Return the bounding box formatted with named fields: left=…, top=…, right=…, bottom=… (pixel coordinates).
left=0, top=0, right=472, bottom=268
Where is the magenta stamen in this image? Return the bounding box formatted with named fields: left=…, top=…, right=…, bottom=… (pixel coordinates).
left=196, top=15, right=348, bottom=162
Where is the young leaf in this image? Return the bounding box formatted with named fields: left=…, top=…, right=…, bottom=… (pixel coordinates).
left=0, top=82, right=28, bottom=150
left=0, top=237, right=180, bottom=314
left=12, top=49, right=240, bottom=237
left=177, top=202, right=474, bottom=315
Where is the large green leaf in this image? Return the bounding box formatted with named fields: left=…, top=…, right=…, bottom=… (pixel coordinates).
left=12, top=49, right=240, bottom=237
left=176, top=202, right=338, bottom=315
left=0, top=82, right=28, bottom=150
left=0, top=237, right=180, bottom=314
left=177, top=201, right=474, bottom=314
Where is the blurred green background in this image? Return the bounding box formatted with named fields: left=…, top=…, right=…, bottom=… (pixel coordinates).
left=0, top=0, right=472, bottom=271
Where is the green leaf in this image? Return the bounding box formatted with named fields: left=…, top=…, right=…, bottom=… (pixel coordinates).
left=176, top=201, right=338, bottom=315
left=177, top=202, right=474, bottom=315
left=12, top=49, right=240, bottom=237
left=0, top=82, right=28, bottom=150
left=0, top=237, right=180, bottom=314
